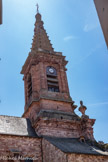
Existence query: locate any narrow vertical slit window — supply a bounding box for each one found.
[27,74,32,98]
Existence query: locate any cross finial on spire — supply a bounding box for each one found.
[36,3,39,13]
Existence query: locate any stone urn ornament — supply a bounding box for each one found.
[79,101,89,119]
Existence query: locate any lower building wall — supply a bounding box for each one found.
[68,154,108,162]
[0,135,42,162]
[42,138,108,162]
[42,138,67,162]
[0,135,108,162]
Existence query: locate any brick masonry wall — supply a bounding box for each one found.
[23,102,40,123]
[23,52,71,113]
[35,119,80,138]
[42,138,108,162]
[40,99,72,113]
[23,99,73,125]
[0,132,107,162]
[68,153,108,162]
[0,135,42,162]
[23,101,95,140]
[42,138,67,162]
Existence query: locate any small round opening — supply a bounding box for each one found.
[80,136,85,143]
[81,139,85,143]
[61,116,63,120]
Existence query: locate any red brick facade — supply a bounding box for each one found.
[0,135,42,162]
[22,52,71,113]
[32,114,95,140]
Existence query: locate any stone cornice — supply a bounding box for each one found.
[21,51,68,75]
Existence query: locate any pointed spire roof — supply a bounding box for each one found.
[31,4,54,52]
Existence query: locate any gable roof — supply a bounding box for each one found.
[44,137,108,156]
[0,115,38,137]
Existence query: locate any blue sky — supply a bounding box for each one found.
[0,0,108,143]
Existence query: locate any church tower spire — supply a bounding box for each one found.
[21,7,95,141]
[31,4,54,52]
[21,5,72,113]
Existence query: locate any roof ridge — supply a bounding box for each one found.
[0,115,25,119]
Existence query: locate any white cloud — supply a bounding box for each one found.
[83,1,99,32]
[63,35,78,41]
[83,23,98,32]
[71,42,104,69]
[87,102,108,107]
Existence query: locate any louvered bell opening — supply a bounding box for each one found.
[46,66,60,92]
[47,74,59,92]
[27,75,32,98]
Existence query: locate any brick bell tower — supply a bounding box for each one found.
[21,5,95,140]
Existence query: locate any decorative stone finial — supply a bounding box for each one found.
[80,100,83,106]
[79,100,87,116]
[36,3,39,13]
[71,101,77,113]
[35,4,42,22]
